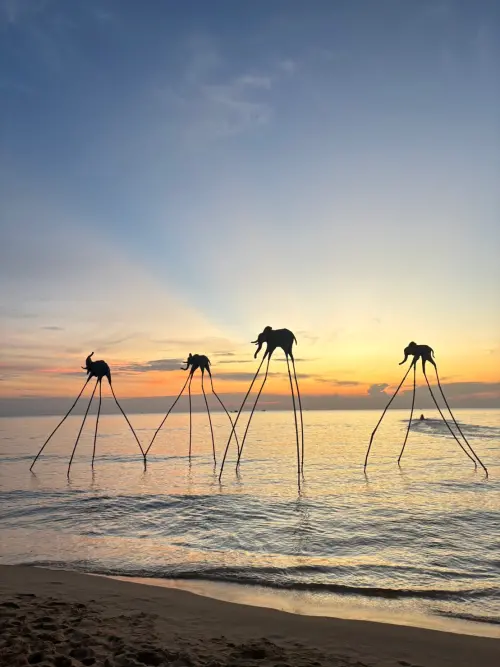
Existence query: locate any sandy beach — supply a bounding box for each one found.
[0,566,498,667]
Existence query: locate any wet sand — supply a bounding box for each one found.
[0,565,498,667]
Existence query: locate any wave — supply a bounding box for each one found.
[23,561,499,603]
[437,610,500,626]
[405,419,500,440]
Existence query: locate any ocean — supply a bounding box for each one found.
[0,408,499,636]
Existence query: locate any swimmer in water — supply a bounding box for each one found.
[419,414,425,421]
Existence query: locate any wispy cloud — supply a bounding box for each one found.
[218,359,254,365]
[235,74,272,89]
[158,34,296,145]
[150,336,239,354]
[434,381,500,399]
[118,358,185,374]
[194,77,273,140]
[217,371,282,382]
[367,383,390,396]
[296,331,320,345]
[218,371,313,382]
[316,378,362,387]
[277,59,296,75]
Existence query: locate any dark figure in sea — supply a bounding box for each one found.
[364,342,488,476]
[419,414,425,421]
[146,353,238,464]
[30,352,145,474]
[219,326,304,487]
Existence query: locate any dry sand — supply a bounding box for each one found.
[0,565,498,667]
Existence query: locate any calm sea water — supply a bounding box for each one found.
[0,408,499,633]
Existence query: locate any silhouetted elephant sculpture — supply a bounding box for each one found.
[30,353,145,474]
[219,326,304,487]
[364,342,488,475]
[145,353,238,464]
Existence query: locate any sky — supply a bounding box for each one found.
[1,0,499,414]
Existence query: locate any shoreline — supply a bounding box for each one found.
[5,561,498,638]
[1,565,498,667]
[108,573,500,639]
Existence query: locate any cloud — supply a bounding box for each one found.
[435,381,500,399]
[277,59,296,75]
[217,371,313,382]
[217,371,282,382]
[0,361,37,378]
[218,359,253,365]
[235,74,272,89]
[158,35,299,145]
[93,335,142,353]
[2,379,500,416]
[0,306,38,319]
[41,326,64,331]
[197,80,273,139]
[332,379,361,386]
[117,358,185,374]
[367,383,389,396]
[150,336,236,351]
[296,331,320,345]
[313,376,361,386]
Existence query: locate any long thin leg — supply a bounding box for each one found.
[30,377,91,470]
[218,357,265,481]
[209,374,240,455]
[236,357,271,469]
[145,375,190,457]
[188,374,193,460]
[398,362,416,464]
[434,366,488,477]
[291,357,304,474]
[91,380,102,468]
[201,372,216,464]
[287,357,301,488]
[364,363,413,468]
[434,367,488,475]
[109,382,145,460]
[68,380,98,475]
[423,369,477,467]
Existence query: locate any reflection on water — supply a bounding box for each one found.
[0,409,499,633]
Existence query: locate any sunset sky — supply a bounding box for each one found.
[1,1,499,414]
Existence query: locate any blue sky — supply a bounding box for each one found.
[1,0,499,408]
